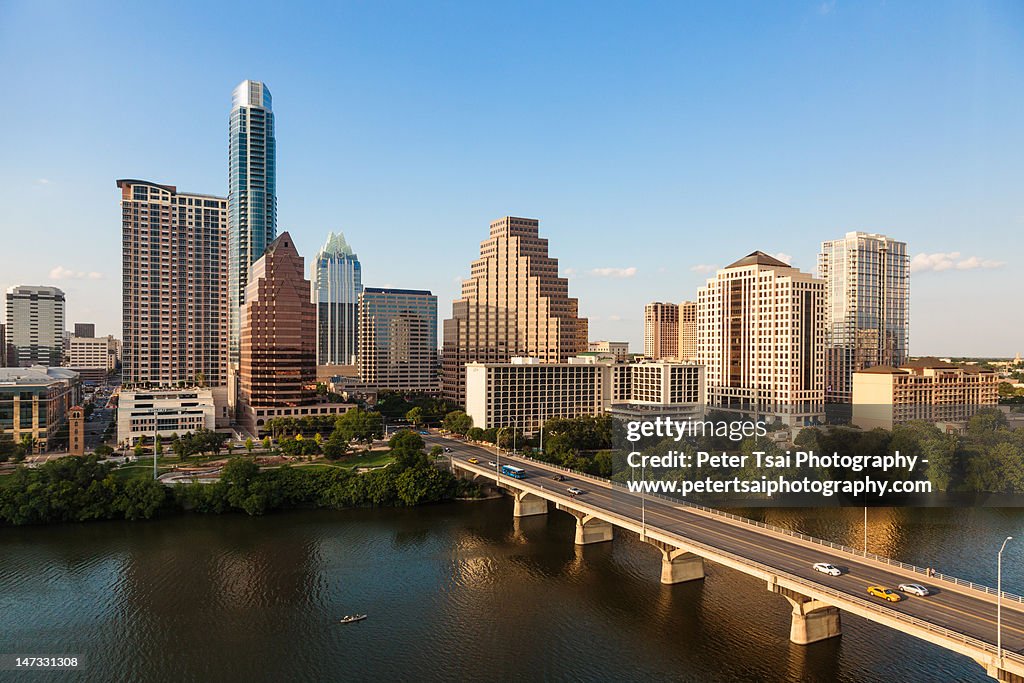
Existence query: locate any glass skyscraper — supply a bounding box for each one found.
[228,80,277,367]
[311,231,363,366]
[818,232,909,403]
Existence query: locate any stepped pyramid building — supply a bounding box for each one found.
[442,216,588,406]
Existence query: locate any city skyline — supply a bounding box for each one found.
[1,2,1022,356]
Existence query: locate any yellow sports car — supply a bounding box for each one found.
[866,585,902,602]
[467,458,479,464]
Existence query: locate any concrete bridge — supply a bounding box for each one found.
[431,435,1024,682]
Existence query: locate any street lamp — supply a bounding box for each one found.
[998,536,1013,667]
[863,505,868,555]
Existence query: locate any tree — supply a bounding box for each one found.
[245,437,254,455]
[406,406,424,427]
[443,410,473,436]
[467,427,484,441]
[335,408,384,449]
[133,440,145,459]
[154,435,163,459]
[322,433,351,461]
[262,436,272,450]
[94,444,114,457]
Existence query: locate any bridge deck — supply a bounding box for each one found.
[432,434,1024,680]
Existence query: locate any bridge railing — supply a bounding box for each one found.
[482,449,1024,606]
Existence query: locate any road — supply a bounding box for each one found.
[429,434,1024,667]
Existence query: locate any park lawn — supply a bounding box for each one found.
[342,449,396,469]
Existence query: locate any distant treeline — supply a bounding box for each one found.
[0,432,472,526]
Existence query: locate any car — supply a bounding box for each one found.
[488,461,497,467]
[419,430,429,435]
[567,487,584,495]
[553,474,566,482]
[866,585,902,602]
[812,562,842,576]
[467,458,479,464]
[898,583,930,597]
[443,447,452,453]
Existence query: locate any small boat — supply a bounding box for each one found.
[339,614,367,624]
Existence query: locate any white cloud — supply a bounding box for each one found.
[561,267,577,277]
[773,252,793,265]
[607,314,622,322]
[690,264,718,274]
[49,266,104,281]
[590,266,637,279]
[911,252,1006,273]
[35,178,51,186]
[817,0,836,15]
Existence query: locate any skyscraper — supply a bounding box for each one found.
[644,302,679,360]
[818,232,909,403]
[442,216,588,406]
[358,287,437,393]
[238,232,317,432]
[228,80,277,368]
[5,285,65,367]
[74,323,95,338]
[312,231,363,366]
[697,252,826,425]
[677,300,698,361]
[118,179,228,388]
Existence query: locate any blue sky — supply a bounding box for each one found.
[1,1,1021,356]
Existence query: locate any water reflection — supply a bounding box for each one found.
[1,503,1019,682]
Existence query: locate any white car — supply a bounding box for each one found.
[898,583,930,597]
[813,562,842,577]
[488,461,497,467]
[567,487,584,496]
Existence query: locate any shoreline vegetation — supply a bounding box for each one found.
[0,431,483,526]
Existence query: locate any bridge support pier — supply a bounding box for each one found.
[513,492,548,518]
[770,582,841,645]
[555,504,614,544]
[643,537,704,583]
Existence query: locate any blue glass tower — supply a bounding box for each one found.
[228,80,277,366]
[311,231,363,366]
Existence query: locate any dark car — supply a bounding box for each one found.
[553,474,566,482]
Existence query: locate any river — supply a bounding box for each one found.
[1,501,1021,682]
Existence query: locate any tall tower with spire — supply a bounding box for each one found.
[311,231,363,366]
[228,80,277,369]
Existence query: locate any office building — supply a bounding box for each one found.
[67,335,118,383]
[443,216,588,406]
[0,366,81,452]
[0,323,6,367]
[228,80,277,368]
[465,356,703,434]
[677,300,698,361]
[697,252,826,426]
[5,285,65,367]
[588,340,630,362]
[358,287,438,394]
[644,302,679,360]
[116,388,218,446]
[818,231,909,403]
[74,323,95,338]
[118,179,228,388]
[852,359,999,430]
[312,231,363,366]
[238,233,352,434]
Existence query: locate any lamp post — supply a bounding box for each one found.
[863,505,868,555]
[998,536,1013,667]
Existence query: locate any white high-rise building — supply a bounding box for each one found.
[5,285,65,367]
[697,252,826,425]
[312,231,363,366]
[818,231,909,403]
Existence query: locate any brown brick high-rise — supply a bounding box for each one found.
[239,232,317,432]
[442,216,588,406]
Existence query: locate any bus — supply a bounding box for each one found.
[500,465,526,479]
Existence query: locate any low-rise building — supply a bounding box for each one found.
[465,356,704,433]
[588,341,630,362]
[852,358,1000,430]
[117,388,218,446]
[0,366,81,452]
[67,335,118,383]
